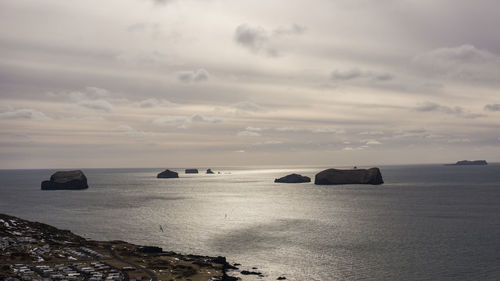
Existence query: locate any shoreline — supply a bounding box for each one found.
[0,213,239,281]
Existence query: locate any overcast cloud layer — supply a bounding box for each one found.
[1,0,499,168]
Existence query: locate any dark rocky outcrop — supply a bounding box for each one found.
[314,168,383,185]
[137,246,163,253]
[446,160,488,166]
[157,169,179,178]
[206,169,214,174]
[274,173,311,183]
[185,169,199,174]
[241,270,263,276]
[41,170,88,190]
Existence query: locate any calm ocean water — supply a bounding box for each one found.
[1,164,500,280]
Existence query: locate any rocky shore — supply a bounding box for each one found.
[0,213,239,281]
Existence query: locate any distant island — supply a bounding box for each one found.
[157,169,179,178]
[41,170,88,190]
[445,160,488,166]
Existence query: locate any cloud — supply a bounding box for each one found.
[78,99,114,112]
[273,24,306,36]
[364,139,382,145]
[234,23,305,56]
[232,101,267,113]
[152,116,186,126]
[374,73,394,81]
[343,145,369,151]
[127,22,163,39]
[114,125,148,138]
[275,127,344,134]
[152,114,220,127]
[415,102,484,119]
[331,69,362,81]
[137,98,175,108]
[237,130,261,137]
[256,140,283,145]
[275,127,301,132]
[311,128,345,134]
[177,69,209,83]
[413,45,500,82]
[49,87,115,113]
[66,87,109,101]
[484,104,500,112]
[150,0,174,5]
[415,44,494,65]
[0,108,51,121]
[447,138,471,143]
[359,131,384,135]
[245,126,262,131]
[0,105,13,113]
[235,24,273,55]
[189,114,220,123]
[330,68,394,82]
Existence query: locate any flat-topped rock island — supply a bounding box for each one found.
[41,170,89,190]
[314,168,384,185]
[445,160,488,166]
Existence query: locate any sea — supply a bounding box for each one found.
[1,164,500,281]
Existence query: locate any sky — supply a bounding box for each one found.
[1,0,499,169]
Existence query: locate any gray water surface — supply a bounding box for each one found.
[1,164,500,280]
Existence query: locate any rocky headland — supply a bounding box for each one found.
[0,213,238,281]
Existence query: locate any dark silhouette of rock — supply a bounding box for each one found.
[314,168,383,185]
[446,160,488,166]
[137,246,163,253]
[157,169,179,178]
[185,169,199,174]
[274,173,311,183]
[206,169,214,174]
[41,170,88,190]
[277,277,287,280]
[241,270,263,276]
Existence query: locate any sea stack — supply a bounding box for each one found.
[157,169,179,178]
[206,169,214,174]
[185,169,199,174]
[274,174,311,183]
[41,170,89,190]
[314,168,383,185]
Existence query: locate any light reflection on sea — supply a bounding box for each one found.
[1,164,500,280]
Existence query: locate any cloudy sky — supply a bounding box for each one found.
[1,0,499,169]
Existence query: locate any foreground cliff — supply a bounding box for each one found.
[315,168,384,185]
[0,213,238,281]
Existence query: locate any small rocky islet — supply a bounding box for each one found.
[41,167,385,188]
[274,173,311,183]
[157,169,179,178]
[314,167,384,185]
[275,168,384,185]
[41,170,88,190]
